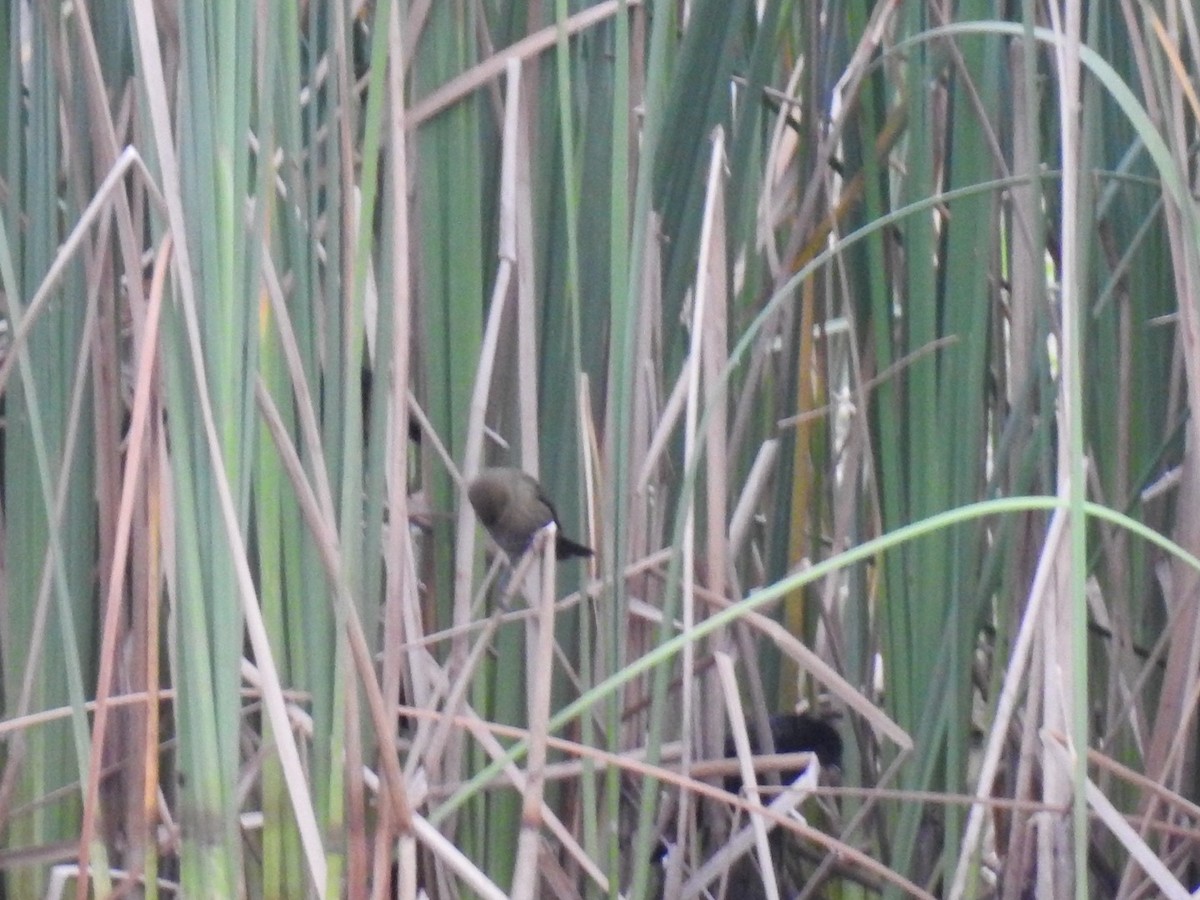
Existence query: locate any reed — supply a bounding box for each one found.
[2,2,1199,898]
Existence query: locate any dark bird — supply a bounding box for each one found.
[724,713,842,793]
[467,467,593,561]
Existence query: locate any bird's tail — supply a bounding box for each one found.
[555,534,594,559]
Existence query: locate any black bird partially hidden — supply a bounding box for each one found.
[724,713,842,793]
[467,467,593,561]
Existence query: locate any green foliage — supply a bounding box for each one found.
[3,2,1200,898]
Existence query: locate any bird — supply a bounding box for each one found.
[723,713,842,793]
[467,467,593,561]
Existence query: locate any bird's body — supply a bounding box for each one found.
[724,713,842,793]
[467,467,593,560]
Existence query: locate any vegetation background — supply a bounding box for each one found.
[1,1,1199,898]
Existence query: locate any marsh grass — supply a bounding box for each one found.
[2,2,1200,898]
